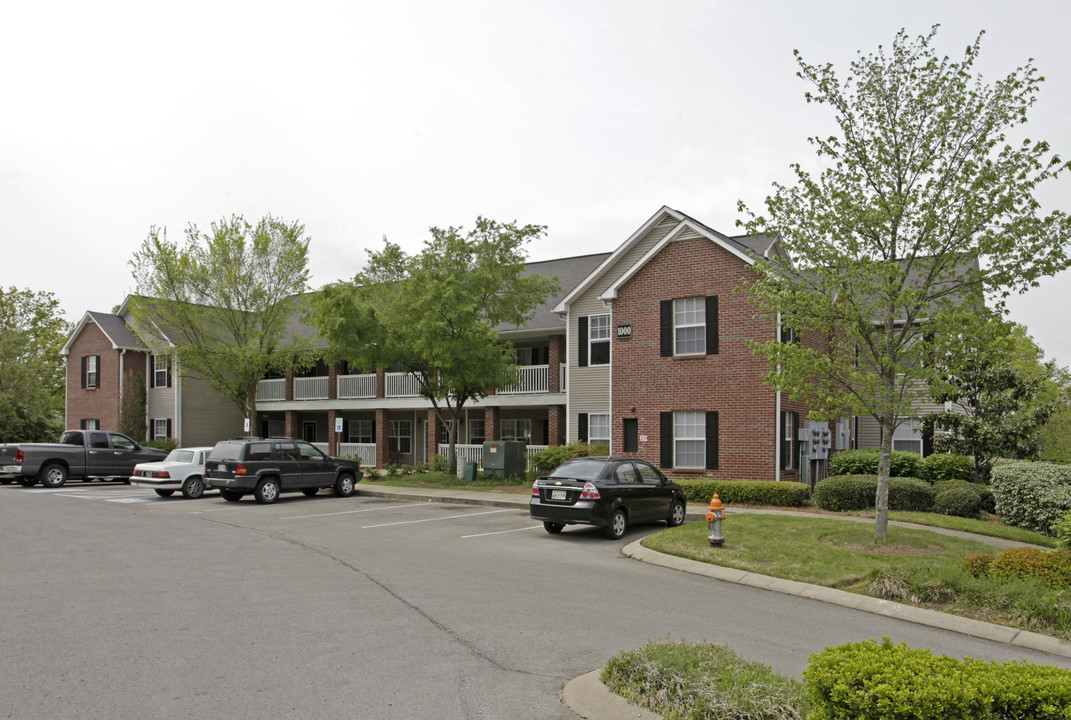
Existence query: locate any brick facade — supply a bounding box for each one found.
[65,321,148,432]
[608,236,810,481]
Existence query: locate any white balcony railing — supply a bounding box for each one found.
[447,443,549,470]
[339,442,376,468]
[499,365,548,394]
[256,378,286,401]
[386,371,421,398]
[338,373,376,399]
[295,376,329,400]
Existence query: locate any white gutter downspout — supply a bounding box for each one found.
[774,312,782,482]
[174,355,181,444]
[119,349,126,427]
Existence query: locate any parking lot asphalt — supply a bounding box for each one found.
[354,482,1071,720]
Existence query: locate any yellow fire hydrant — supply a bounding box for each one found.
[705,494,727,546]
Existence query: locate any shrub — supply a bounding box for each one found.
[933,480,995,514]
[804,637,1071,720]
[991,460,1071,536]
[933,486,982,518]
[958,552,995,578]
[828,449,922,479]
[145,438,179,452]
[988,547,1071,586]
[813,475,934,512]
[430,454,449,473]
[1055,510,1071,551]
[528,441,608,476]
[921,453,974,483]
[677,478,811,507]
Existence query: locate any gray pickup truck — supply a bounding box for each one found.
[0,430,168,488]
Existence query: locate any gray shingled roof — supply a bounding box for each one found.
[503,252,612,333]
[86,311,145,350]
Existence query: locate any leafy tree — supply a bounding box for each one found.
[926,314,1060,482]
[128,214,313,422]
[739,27,1071,537]
[0,287,71,442]
[308,217,560,473]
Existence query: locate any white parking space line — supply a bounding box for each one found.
[362,508,513,529]
[108,497,159,503]
[461,525,544,539]
[281,503,428,520]
[27,488,90,493]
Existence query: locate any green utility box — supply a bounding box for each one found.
[481,440,527,479]
[463,461,478,483]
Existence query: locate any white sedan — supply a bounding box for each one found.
[130,447,213,498]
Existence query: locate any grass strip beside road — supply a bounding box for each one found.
[644,516,1071,640]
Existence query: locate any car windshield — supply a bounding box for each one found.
[547,458,607,480]
[208,442,245,462]
[166,449,195,463]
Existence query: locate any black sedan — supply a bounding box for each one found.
[529,456,687,539]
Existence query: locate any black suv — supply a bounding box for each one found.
[204,438,363,504]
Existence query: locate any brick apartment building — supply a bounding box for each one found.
[62,206,892,480]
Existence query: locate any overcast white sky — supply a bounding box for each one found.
[3,1,1069,364]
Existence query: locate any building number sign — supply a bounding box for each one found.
[616,323,633,340]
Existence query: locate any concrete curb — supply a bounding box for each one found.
[561,671,661,720]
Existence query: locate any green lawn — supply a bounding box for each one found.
[644,515,1071,640]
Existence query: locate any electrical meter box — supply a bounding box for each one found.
[481,440,527,479]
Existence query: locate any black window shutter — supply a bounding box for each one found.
[577,413,588,442]
[81,356,87,389]
[792,412,800,467]
[922,419,934,457]
[705,411,719,470]
[94,355,101,387]
[659,412,673,468]
[578,317,588,367]
[165,419,172,439]
[660,300,673,357]
[149,356,156,388]
[80,418,86,429]
[705,296,719,355]
[166,357,172,388]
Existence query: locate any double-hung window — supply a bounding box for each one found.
[468,419,486,444]
[152,418,171,440]
[82,355,100,389]
[674,298,706,355]
[151,355,171,388]
[588,413,610,445]
[578,314,610,366]
[389,420,412,454]
[348,420,373,444]
[659,410,719,470]
[893,418,923,455]
[501,419,532,443]
[661,297,718,357]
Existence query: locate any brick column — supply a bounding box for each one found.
[484,406,501,441]
[328,409,338,456]
[375,408,390,469]
[426,409,440,460]
[548,405,565,446]
[548,335,565,393]
[328,363,339,400]
[285,371,294,401]
[376,368,386,398]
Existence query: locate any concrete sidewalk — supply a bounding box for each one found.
[353,482,1071,719]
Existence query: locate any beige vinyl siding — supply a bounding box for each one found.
[145,375,176,434]
[179,374,244,446]
[566,216,681,442]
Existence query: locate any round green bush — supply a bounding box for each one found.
[814,475,935,512]
[921,453,974,483]
[677,478,811,507]
[933,486,982,518]
[933,480,995,514]
[828,448,923,479]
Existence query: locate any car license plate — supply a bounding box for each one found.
[551,489,567,500]
[2,465,20,473]
[217,463,227,471]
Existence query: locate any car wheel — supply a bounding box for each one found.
[604,508,628,540]
[302,488,319,497]
[667,500,686,527]
[543,521,564,534]
[38,463,68,488]
[182,476,205,499]
[154,489,175,497]
[0,477,12,485]
[220,489,243,502]
[333,473,356,498]
[16,476,37,487]
[254,478,280,504]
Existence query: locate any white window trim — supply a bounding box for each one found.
[588,413,610,444]
[389,420,413,454]
[674,411,705,469]
[153,355,169,388]
[348,420,373,444]
[588,314,611,366]
[501,418,532,443]
[674,297,706,356]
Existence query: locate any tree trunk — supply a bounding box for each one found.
[875,414,895,539]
